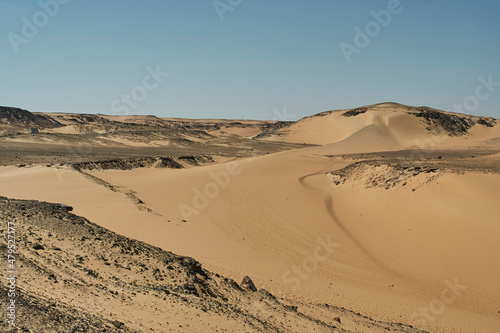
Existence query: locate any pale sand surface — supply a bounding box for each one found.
[1,144,499,332]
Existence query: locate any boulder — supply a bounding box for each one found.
[240,276,257,292]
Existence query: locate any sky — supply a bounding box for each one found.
[0,0,499,120]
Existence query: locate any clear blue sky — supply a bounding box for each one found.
[1,0,499,120]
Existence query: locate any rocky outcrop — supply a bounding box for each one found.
[240,276,257,292]
[342,108,368,117]
[409,107,497,136]
[72,155,214,171]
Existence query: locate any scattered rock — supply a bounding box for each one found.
[180,256,207,278]
[258,288,276,300]
[342,108,368,117]
[410,108,475,136]
[32,244,45,250]
[183,283,197,293]
[333,317,341,324]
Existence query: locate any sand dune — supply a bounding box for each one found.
[1,103,499,332]
[263,103,500,150]
[5,196,425,332]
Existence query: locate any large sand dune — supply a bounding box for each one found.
[262,103,500,149]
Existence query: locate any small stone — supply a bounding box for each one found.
[111,320,125,329]
[33,244,45,250]
[58,204,73,212]
[333,317,341,324]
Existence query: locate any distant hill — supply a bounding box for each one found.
[0,106,62,129]
[1,103,498,151]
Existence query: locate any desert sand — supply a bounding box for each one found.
[1,103,499,332]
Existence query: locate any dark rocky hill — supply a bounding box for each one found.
[0,106,62,129]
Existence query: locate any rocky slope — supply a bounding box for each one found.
[0,197,426,332]
[0,107,62,135]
